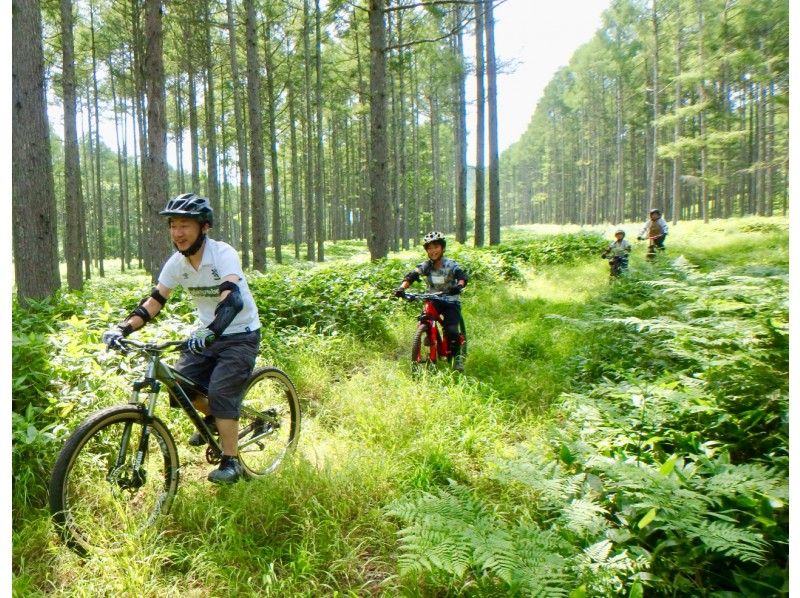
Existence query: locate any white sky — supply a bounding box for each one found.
[467,0,611,160]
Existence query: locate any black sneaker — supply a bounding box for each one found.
[208,455,244,484]
[189,416,217,446]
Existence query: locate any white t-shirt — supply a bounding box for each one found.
[158,238,261,335]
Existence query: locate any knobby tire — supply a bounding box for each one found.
[236,367,301,478]
[49,405,179,555]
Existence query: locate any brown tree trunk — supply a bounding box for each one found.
[485,0,500,244]
[13,0,61,302]
[204,0,222,238]
[60,0,84,289]
[225,0,251,267]
[367,0,390,259]
[314,0,325,260]
[264,14,282,263]
[245,0,267,271]
[142,0,171,278]
[453,6,467,244]
[474,0,485,246]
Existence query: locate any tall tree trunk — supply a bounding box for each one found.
[245,0,267,271]
[648,0,660,212]
[287,44,302,259]
[429,89,441,229]
[696,0,709,223]
[264,14,282,263]
[225,0,251,267]
[13,0,61,302]
[89,1,105,276]
[473,0,485,246]
[397,11,409,249]
[671,8,682,227]
[453,6,467,244]
[303,0,316,260]
[314,0,325,260]
[60,0,84,289]
[367,0,390,259]
[204,0,222,238]
[185,10,201,192]
[110,65,127,272]
[485,0,500,244]
[142,0,171,278]
[174,74,185,192]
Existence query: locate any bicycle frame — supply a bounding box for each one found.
[418,300,449,362]
[120,340,223,472]
[401,292,466,364]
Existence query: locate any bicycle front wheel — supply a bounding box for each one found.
[411,324,437,365]
[237,367,301,478]
[49,405,179,554]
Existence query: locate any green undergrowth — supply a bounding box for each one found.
[12,219,788,596]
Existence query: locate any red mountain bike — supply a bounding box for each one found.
[398,291,466,370]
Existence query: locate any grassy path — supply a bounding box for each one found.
[13,218,788,596]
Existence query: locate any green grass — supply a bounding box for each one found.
[12,217,788,596]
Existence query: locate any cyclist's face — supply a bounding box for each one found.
[425,242,444,261]
[650,212,660,220]
[169,217,203,251]
[615,233,624,240]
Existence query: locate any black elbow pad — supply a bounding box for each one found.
[208,285,244,337]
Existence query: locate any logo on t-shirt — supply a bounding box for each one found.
[211,268,221,280]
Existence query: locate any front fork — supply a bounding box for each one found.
[109,379,160,490]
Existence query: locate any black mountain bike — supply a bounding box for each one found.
[49,337,301,554]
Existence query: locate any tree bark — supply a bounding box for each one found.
[485,0,500,244]
[60,0,84,289]
[89,1,105,276]
[303,0,316,260]
[204,0,222,238]
[314,0,325,260]
[452,5,467,244]
[142,0,171,278]
[473,0,485,246]
[245,0,267,271]
[225,0,251,267]
[367,0,390,259]
[13,0,61,302]
[264,14,282,263]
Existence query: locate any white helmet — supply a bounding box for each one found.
[422,231,446,248]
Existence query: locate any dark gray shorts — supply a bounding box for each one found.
[175,330,260,419]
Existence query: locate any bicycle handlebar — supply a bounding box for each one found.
[115,338,188,353]
[397,291,447,301]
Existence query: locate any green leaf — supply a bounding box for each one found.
[659,454,679,476]
[559,443,575,465]
[629,581,644,598]
[637,508,657,529]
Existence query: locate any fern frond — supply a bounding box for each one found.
[559,498,609,537]
[701,463,788,505]
[687,520,769,564]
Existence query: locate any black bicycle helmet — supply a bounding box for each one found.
[422,231,446,248]
[160,193,213,227]
[649,208,662,216]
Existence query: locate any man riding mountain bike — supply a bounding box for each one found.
[102,192,261,484]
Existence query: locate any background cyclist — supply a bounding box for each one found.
[602,228,632,274]
[637,208,669,258]
[102,192,261,484]
[394,231,468,372]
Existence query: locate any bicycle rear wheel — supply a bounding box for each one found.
[49,405,179,554]
[237,367,301,478]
